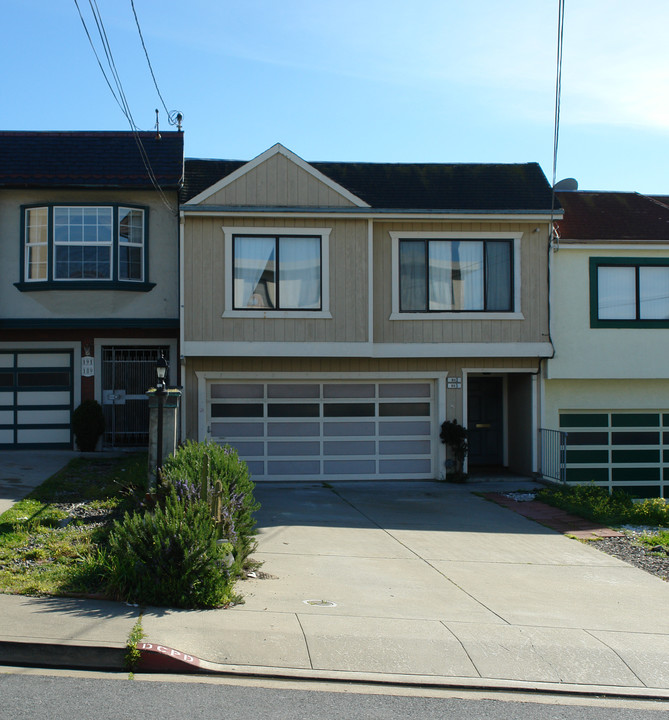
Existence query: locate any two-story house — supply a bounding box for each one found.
[543,191,669,497]
[0,131,183,449]
[179,143,558,481]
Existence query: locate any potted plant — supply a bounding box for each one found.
[439,419,469,482]
[72,399,105,451]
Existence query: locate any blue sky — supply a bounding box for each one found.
[3,0,668,193]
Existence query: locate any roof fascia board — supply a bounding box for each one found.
[557,242,669,249]
[181,208,560,221]
[184,143,370,208]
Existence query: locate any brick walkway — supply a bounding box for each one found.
[484,493,623,539]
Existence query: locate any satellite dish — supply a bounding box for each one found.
[553,178,578,191]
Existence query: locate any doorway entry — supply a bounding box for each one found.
[467,376,504,467]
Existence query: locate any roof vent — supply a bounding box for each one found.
[554,177,578,191]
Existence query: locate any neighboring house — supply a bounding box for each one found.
[543,191,669,497]
[0,131,183,449]
[179,143,558,481]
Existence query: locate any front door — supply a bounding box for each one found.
[102,346,169,447]
[467,376,504,466]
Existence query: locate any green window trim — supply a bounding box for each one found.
[590,257,669,328]
[18,203,151,290]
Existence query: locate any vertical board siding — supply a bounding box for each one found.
[183,216,368,343]
[202,154,357,208]
[373,221,550,345]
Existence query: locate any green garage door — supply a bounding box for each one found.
[0,351,74,448]
[560,411,669,498]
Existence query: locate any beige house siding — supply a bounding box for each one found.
[0,189,179,321]
[196,153,358,208]
[373,220,550,344]
[183,215,368,343]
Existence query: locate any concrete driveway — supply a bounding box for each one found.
[140,478,669,692]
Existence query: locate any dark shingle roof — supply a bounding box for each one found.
[182,157,556,212]
[0,131,184,189]
[556,191,669,241]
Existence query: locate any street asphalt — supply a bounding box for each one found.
[1,451,668,699]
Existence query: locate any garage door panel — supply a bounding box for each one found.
[268,441,320,456]
[325,459,376,474]
[269,460,320,475]
[379,421,431,436]
[18,353,71,368]
[268,421,320,437]
[18,391,71,406]
[208,380,434,480]
[18,428,71,444]
[323,421,375,437]
[324,440,377,456]
[212,422,264,437]
[18,409,71,425]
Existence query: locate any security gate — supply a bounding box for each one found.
[102,346,169,447]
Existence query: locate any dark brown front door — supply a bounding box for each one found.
[467,377,503,466]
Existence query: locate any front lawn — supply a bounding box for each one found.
[0,454,145,597]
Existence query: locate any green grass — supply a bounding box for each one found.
[537,483,669,528]
[0,454,147,597]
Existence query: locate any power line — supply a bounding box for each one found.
[72,0,178,214]
[130,0,180,127]
[550,0,566,249]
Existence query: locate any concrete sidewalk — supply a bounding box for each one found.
[2,478,669,698]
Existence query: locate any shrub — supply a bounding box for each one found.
[160,440,259,564]
[106,484,232,608]
[72,400,105,451]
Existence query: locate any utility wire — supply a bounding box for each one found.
[550,0,566,249]
[72,0,178,213]
[130,0,180,127]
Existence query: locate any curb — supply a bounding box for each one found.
[3,639,669,701]
[0,640,125,672]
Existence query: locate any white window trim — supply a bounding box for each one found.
[389,231,523,320]
[222,226,332,319]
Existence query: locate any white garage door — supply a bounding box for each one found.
[0,351,74,448]
[207,381,435,480]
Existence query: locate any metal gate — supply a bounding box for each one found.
[102,346,169,447]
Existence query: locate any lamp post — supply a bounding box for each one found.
[155,353,168,481]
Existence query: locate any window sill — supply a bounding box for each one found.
[222,309,333,319]
[389,311,524,321]
[14,280,156,293]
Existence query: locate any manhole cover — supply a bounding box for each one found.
[303,599,337,607]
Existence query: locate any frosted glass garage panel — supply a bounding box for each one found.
[0,411,13,424]
[230,442,264,456]
[18,391,71,406]
[268,441,320,456]
[211,384,263,399]
[211,422,264,437]
[379,421,431,436]
[268,460,320,475]
[379,440,431,455]
[268,384,319,398]
[324,441,376,456]
[0,430,13,443]
[323,384,375,398]
[325,460,376,474]
[17,409,70,425]
[0,393,13,405]
[18,428,70,443]
[17,353,71,367]
[323,421,375,436]
[246,461,265,476]
[380,459,431,474]
[0,356,13,368]
[268,422,320,437]
[379,383,431,398]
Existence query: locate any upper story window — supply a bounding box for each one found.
[233,234,321,310]
[19,204,152,291]
[591,257,669,327]
[223,227,332,318]
[389,232,521,319]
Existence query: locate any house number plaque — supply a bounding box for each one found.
[447,377,462,389]
[81,356,95,378]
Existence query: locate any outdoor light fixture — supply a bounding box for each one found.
[156,353,168,393]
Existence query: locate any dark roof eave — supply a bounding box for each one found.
[180,204,561,216]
